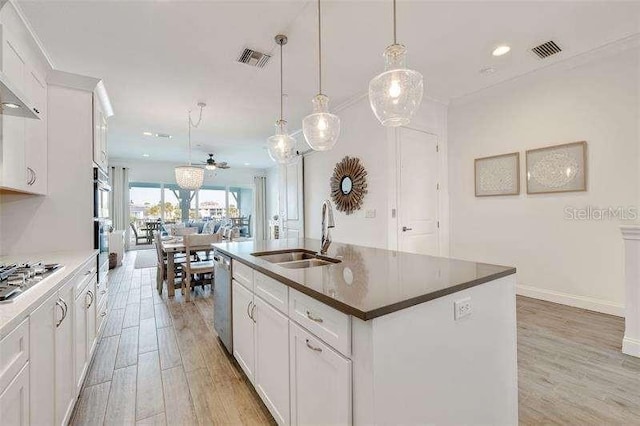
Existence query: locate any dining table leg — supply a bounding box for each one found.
[167,251,175,297]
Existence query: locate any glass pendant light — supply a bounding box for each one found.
[175,103,205,190]
[267,34,298,165]
[303,0,340,151]
[369,0,423,127]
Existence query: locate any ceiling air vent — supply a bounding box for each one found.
[237,48,271,68]
[531,40,562,59]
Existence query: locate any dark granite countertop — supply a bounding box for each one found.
[213,238,516,321]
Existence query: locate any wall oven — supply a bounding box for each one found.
[94,168,111,285]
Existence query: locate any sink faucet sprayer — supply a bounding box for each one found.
[321,200,335,255]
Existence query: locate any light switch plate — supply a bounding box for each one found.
[365,209,376,218]
[454,297,472,320]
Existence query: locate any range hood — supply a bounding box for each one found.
[0,69,40,120]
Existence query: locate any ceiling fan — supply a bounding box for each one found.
[200,154,230,171]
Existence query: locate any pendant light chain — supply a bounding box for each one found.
[187,105,204,165]
[279,41,284,122]
[318,0,322,95]
[393,0,397,45]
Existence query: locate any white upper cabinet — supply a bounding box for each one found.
[93,94,108,172]
[0,21,48,195]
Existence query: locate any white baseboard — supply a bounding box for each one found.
[516,284,624,317]
[623,336,640,357]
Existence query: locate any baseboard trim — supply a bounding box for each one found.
[623,336,640,357]
[516,284,624,317]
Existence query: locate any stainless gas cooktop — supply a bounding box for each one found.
[0,262,62,303]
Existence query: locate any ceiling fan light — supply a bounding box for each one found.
[369,44,423,127]
[205,163,217,171]
[267,120,298,165]
[303,94,340,151]
[175,165,204,190]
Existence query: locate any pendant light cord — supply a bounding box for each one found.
[393,0,397,45]
[318,0,322,95]
[280,41,284,121]
[187,104,204,165]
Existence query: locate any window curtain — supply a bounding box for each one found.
[253,176,267,241]
[110,166,130,249]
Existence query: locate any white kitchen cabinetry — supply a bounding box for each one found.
[289,322,351,426]
[93,94,108,172]
[232,273,290,426]
[254,296,290,425]
[0,363,29,426]
[74,273,98,393]
[0,24,47,195]
[232,279,256,382]
[29,278,75,425]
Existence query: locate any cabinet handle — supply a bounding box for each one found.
[101,290,106,295]
[26,167,34,185]
[86,290,94,309]
[305,339,323,353]
[55,299,65,327]
[100,311,107,317]
[306,310,324,323]
[402,226,413,232]
[84,270,92,276]
[31,169,36,185]
[247,301,253,320]
[250,303,256,323]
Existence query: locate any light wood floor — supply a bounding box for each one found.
[71,252,640,425]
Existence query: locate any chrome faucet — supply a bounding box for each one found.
[320,200,335,255]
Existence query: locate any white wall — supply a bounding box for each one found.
[265,165,279,222]
[448,46,640,315]
[109,158,265,188]
[304,95,447,249]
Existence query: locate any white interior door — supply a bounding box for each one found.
[279,159,304,239]
[397,128,440,256]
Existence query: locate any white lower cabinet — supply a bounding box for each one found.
[232,279,256,382]
[74,275,98,393]
[289,322,351,426]
[230,262,353,426]
[0,363,29,426]
[29,278,75,425]
[254,296,290,425]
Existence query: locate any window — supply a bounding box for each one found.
[129,184,162,222]
[198,187,227,220]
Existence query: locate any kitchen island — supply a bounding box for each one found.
[214,238,518,425]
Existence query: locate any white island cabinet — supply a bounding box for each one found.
[219,237,518,426]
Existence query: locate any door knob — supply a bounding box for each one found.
[402,226,413,232]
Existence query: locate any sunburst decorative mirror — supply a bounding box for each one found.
[330,156,368,215]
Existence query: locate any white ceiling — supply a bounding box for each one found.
[19,0,640,169]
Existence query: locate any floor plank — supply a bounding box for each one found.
[136,351,165,420]
[156,326,182,370]
[85,335,120,386]
[104,365,137,425]
[138,317,158,354]
[161,366,198,425]
[71,381,111,426]
[136,413,167,426]
[122,303,141,329]
[115,326,139,369]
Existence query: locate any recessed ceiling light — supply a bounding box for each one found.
[480,66,496,75]
[143,131,153,136]
[244,163,251,166]
[492,45,511,57]
[155,133,172,139]
[142,154,150,157]
[2,102,21,109]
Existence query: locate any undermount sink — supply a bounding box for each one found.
[251,249,341,269]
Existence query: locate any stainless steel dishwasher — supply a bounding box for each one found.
[213,251,233,353]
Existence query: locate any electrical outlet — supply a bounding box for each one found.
[454,297,472,320]
[365,209,376,218]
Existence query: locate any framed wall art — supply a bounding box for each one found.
[474,152,520,197]
[526,141,587,194]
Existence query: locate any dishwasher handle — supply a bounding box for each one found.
[216,256,231,271]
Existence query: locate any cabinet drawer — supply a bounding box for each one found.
[255,272,288,314]
[232,260,254,291]
[0,318,29,395]
[289,289,351,357]
[97,294,108,336]
[96,279,108,307]
[74,259,97,294]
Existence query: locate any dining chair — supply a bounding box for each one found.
[173,227,198,237]
[130,223,148,245]
[182,233,217,302]
[154,232,190,295]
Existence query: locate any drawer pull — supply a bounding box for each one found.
[306,310,323,323]
[100,290,106,295]
[86,290,94,309]
[84,270,92,276]
[305,339,322,353]
[100,311,107,317]
[55,298,67,327]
